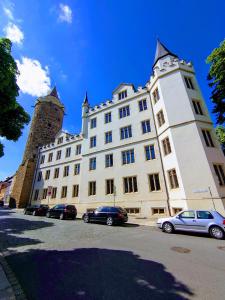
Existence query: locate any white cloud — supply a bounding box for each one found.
[3,7,14,20]
[16,57,51,97]
[0,137,5,141]
[58,4,72,23]
[3,23,24,45]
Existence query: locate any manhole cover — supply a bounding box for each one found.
[217,246,225,251]
[171,246,191,253]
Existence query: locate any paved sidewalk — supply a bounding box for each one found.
[0,254,15,300]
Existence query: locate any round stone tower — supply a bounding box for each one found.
[11,87,64,208]
[23,87,64,162]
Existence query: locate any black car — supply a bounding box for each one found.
[46,204,77,220]
[24,204,49,216]
[83,206,128,226]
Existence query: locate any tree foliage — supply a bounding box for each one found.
[0,38,30,157]
[206,39,225,125]
[215,125,225,152]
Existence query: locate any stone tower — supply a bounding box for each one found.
[11,87,64,208]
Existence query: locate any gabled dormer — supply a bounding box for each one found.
[112,83,136,101]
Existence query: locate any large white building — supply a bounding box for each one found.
[30,40,225,217]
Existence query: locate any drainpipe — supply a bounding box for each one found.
[147,87,172,216]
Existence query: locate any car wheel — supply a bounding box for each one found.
[32,211,36,216]
[106,217,113,226]
[209,226,224,240]
[162,222,174,233]
[59,213,64,220]
[46,212,50,218]
[83,215,89,223]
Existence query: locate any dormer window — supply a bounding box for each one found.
[57,137,63,144]
[118,90,127,100]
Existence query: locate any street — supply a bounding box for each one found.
[0,209,225,300]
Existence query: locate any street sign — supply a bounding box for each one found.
[47,186,52,195]
[193,188,209,193]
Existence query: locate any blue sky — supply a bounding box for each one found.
[0,0,224,180]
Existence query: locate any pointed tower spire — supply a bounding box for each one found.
[153,39,178,68]
[83,91,89,106]
[49,86,59,99]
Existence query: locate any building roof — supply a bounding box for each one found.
[153,39,178,68]
[37,86,64,110]
[83,91,89,105]
[112,83,136,94]
[48,86,59,99]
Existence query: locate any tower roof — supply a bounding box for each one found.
[83,91,89,105]
[153,39,178,68]
[48,86,59,99]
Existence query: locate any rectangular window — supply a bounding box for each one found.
[105,131,112,144]
[89,157,96,170]
[157,110,165,127]
[63,165,69,177]
[192,100,203,115]
[162,137,172,156]
[72,185,79,197]
[145,145,155,160]
[90,136,97,148]
[56,150,61,160]
[141,120,151,134]
[139,99,147,111]
[37,171,42,181]
[124,176,138,193]
[213,164,225,186]
[119,105,130,118]
[34,190,39,201]
[105,112,112,123]
[45,170,50,180]
[61,186,67,198]
[184,77,195,89]
[40,155,45,164]
[89,181,96,196]
[65,147,71,158]
[202,129,214,147]
[42,188,48,199]
[52,187,57,199]
[152,87,160,104]
[74,163,80,175]
[126,207,140,214]
[105,154,113,168]
[168,169,179,189]
[118,90,127,100]
[48,153,53,162]
[57,137,63,144]
[149,174,161,191]
[76,144,82,155]
[90,118,97,129]
[106,179,114,195]
[152,208,165,215]
[120,125,132,140]
[122,149,135,165]
[54,168,59,178]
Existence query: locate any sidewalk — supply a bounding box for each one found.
[0,253,15,300]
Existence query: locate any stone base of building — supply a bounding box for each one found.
[11,159,36,208]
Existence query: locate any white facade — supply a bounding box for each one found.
[30,42,225,217]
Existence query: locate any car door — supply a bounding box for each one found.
[174,210,196,231]
[92,207,105,222]
[51,205,59,217]
[196,211,214,232]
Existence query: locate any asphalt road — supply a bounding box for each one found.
[0,208,225,300]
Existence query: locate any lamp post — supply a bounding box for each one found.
[113,185,116,207]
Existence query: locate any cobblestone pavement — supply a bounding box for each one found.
[0,209,225,300]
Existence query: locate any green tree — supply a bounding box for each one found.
[206,39,225,125]
[215,125,225,152]
[0,38,30,157]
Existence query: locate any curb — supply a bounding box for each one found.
[0,251,27,300]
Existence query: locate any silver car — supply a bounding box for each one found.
[157,210,225,239]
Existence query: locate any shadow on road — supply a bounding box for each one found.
[7,248,194,300]
[0,213,54,250]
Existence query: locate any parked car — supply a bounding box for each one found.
[46,204,77,220]
[24,204,49,216]
[83,206,128,226]
[157,210,225,239]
